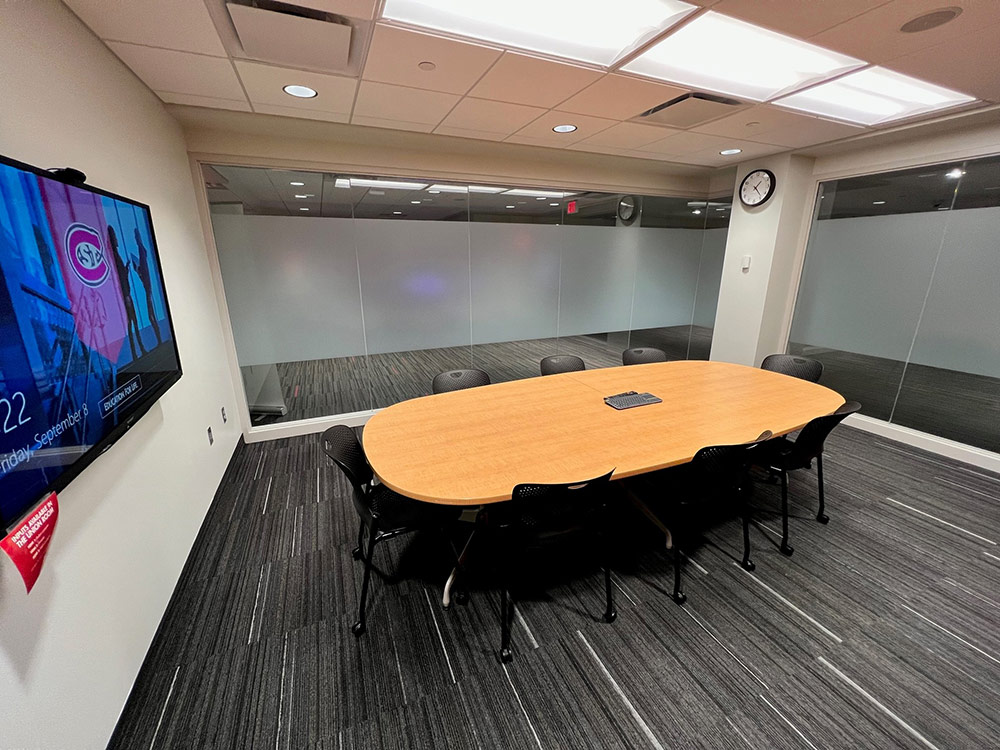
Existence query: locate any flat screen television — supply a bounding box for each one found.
[0,154,182,530]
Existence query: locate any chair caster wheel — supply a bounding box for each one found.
[672,591,687,605]
[351,621,366,637]
[780,543,794,557]
[741,560,756,572]
[499,648,513,663]
[604,608,617,623]
[817,513,829,524]
[455,590,469,605]
[352,546,362,560]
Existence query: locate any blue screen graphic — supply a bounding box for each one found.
[0,158,181,527]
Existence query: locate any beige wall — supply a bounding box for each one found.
[0,2,240,748]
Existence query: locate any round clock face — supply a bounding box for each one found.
[618,195,637,224]
[740,169,776,207]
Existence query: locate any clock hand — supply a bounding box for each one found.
[753,184,761,196]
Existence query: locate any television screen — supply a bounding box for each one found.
[0,154,181,530]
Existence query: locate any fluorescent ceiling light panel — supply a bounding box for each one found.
[774,67,975,125]
[468,185,506,194]
[334,178,351,188]
[350,178,429,190]
[624,12,864,101]
[427,184,469,193]
[504,189,568,198]
[381,0,697,66]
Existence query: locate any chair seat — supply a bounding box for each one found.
[756,437,811,471]
[370,483,461,529]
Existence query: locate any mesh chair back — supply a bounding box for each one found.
[540,355,585,376]
[760,353,824,382]
[689,431,773,491]
[789,401,860,463]
[622,347,667,366]
[321,425,373,493]
[432,368,491,394]
[511,470,615,527]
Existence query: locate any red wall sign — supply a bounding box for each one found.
[1,493,59,593]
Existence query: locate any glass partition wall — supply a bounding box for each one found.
[789,154,1000,453]
[205,165,730,425]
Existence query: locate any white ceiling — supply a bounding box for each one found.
[63,0,1000,168]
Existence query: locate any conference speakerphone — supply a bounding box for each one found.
[604,391,662,410]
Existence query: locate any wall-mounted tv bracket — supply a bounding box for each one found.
[46,167,87,186]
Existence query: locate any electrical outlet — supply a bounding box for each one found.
[207,426,214,446]
[221,406,227,423]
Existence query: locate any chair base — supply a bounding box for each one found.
[604,608,617,623]
[741,559,756,572]
[672,591,687,605]
[352,546,363,560]
[780,543,794,557]
[817,512,829,524]
[499,647,513,664]
[352,621,366,637]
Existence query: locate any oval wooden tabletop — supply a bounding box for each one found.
[362,360,845,505]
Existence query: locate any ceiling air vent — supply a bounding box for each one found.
[634,92,743,129]
[227,0,352,71]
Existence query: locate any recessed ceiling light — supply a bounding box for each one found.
[410,200,421,204]
[299,207,310,211]
[552,124,577,133]
[290,181,305,186]
[714,207,726,211]
[393,211,403,215]
[417,61,437,71]
[294,194,314,199]
[692,209,702,214]
[505,205,515,209]
[428,189,441,194]
[549,202,560,206]
[719,148,743,156]
[872,200,886,205]
[283,84,318,99]
[775,67,974,125]
[535,197,547,201]
[623,12,863,102]
[946,168,965,178]
[381,0,697,66]
[334,178,351,189]
[351,178,429,190]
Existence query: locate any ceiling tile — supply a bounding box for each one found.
[157,91,251,112]
[432,126,508,141]
[682,140,787,167]
[350,115,437,133]
[252,105,351,123]
[813,0,1000,64]
[710,0,892,38]
[885,22,1000,102]
[507,111,617,146]
[574,122,677,150]
[362,24,502,94]
[353,81,460,127]
[291,0,379,20]
[634,130,738,156]
[437,98,545,137]
[559,75,689,121]
[235,61,357,115]
[467,52,602,108]
[693,105,864,147]
[63,0,226,55]
[565,142,635,157]
[107,43,244,99]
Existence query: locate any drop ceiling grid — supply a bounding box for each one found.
[59,0,1000,165]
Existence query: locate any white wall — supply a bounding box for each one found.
[0,3,240,748]
[211,213,716,365]
[789,207,1000,378]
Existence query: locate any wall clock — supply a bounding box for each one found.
[739,169,776,207]
[617,195,638,224]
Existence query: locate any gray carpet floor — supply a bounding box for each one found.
[253,326,713,424]
[108,425,1000,749]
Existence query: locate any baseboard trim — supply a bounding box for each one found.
[846,414,1000,475]
[244,410,375,443]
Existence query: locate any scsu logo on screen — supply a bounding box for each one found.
[64,222,109,287]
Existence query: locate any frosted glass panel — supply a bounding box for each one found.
[557,225,638,337]
[630,229,702,330]
[693,227,727,328]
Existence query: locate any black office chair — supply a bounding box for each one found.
[489,470,617,663]
[639,431,772,604]
[622,347,667,365]
[760,353,824,383]
[432,368,491,394]
[321,425,460,637]
[756,402,860,555]
[540,354,585,376]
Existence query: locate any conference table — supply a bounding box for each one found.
[363,360,845,504]
[363,359,845,607]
